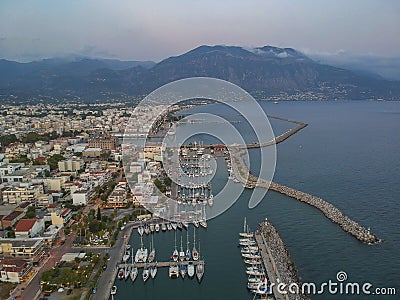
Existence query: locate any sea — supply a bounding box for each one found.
[113,101,400,299]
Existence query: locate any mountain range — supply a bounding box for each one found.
[0,45,399,102]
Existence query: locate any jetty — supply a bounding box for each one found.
[118,260,204,269]
[231,148,380,244]
[237,115,308,149]
[256,220,310,300]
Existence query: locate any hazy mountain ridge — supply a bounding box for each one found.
[0,45,399,102]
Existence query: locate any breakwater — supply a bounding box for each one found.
[257,220,311,300]
[231,148,380,244]
[237,115,308,149]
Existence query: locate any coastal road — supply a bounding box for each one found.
[21,232,76,300]
[91,224,134,300]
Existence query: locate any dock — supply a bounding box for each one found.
[255,221,310,300]
[254,232,288,300]
[118,260,204,269]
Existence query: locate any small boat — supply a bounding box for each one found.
[192,228,199,261]
[179,235,185,262]
[124,264,131,280]
[168,265,179,278]
[177,222,183,230]
[196,261,204,282]
[122,248,130,263]
[144,225,150,235]
[117,268,124,280]
[208,194,213,206]
[155,223,160,232]
[172,232,179,262]
[239,218,254,238]
[111,285,117,295]
[167,223,172,231]
[187,261,195,278]
[150,263,157,279]
[182,221,189,230]
[171,222,178,231]
[130,266,138,282]
[148,234,156,263]
[161,222,167,232]
[142,266,150,282]
[138,226,144,236]
[135,235,148,263]
[199,206,207,228]
[150,224,155,232]
[179,264,187,278]
[192,220,199,228]
[185,230,191,260]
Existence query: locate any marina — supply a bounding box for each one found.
[237,217,310,300]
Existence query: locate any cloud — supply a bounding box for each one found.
[307,51,400,80]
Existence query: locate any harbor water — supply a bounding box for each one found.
[113,101,400,299]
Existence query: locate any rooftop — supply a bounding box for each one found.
[15,219,37,232]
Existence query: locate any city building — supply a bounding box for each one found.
[88,136,117,151]
[0,258,32,283]
[58,158,84,172]
[15,219,45,238]
[0,238,45,259]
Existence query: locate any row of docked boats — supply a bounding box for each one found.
[239,218,273,300]
[169,228,204,282]
[137,217,207,236]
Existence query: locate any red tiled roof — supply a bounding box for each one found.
[48,204,58,208]
[35,157,46,162]
[3,211,23,221]
[61,208,71,217]
[15,219,37,232]
[18,202,31,209]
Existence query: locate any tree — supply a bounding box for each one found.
[47,154,64,170]
[89,220,100,234]
[96,207,101,221]
[25,206,36,219]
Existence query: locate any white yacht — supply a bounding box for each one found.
[179,235,185,262]
[150,263,157,279]
[130,266,138,282]
[110,285,117,295]
[168,264,179,278]
[196,261,204,282]
[187,261,195,278]
[142,266,150,282]
[192,228,199,261]
[148,234,156,263]
[208,194,214,206]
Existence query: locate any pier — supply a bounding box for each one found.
[236,115,308,149]
[256,221,310,300]
[118,260,204,269]
[231,147,380,244]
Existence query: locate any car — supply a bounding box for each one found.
[92,287,97,294]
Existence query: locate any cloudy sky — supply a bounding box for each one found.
[0,0,399,62]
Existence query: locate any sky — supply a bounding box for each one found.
[0,0,399,62]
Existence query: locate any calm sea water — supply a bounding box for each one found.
[114,101,400,299]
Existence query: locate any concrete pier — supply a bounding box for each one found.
[118,260,204,269]
[256,221,311,300]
